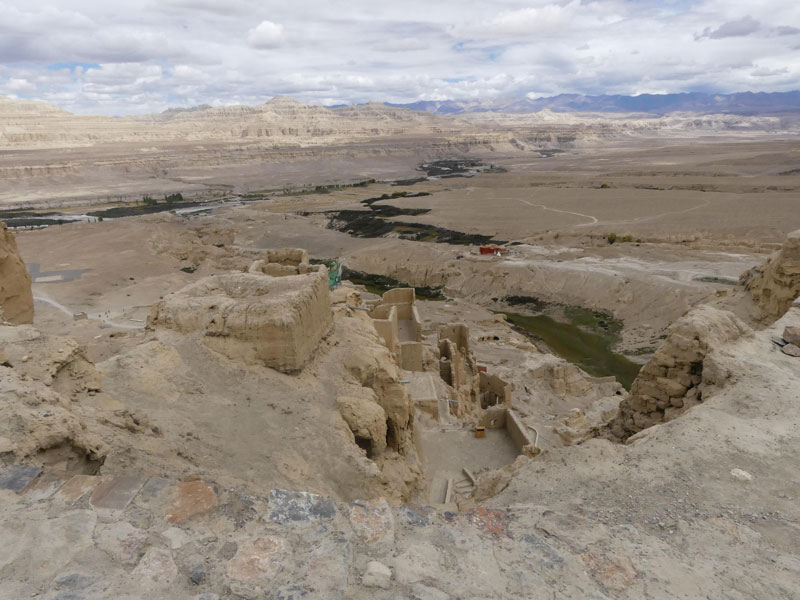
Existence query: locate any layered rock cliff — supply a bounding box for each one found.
[0,223,33,324]
[0,96,465,149]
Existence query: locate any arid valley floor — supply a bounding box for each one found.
[1,97,800,599]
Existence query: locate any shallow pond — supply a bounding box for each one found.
[499,306,641,390]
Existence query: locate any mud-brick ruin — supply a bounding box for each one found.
[363,286,536,473]
[148,249,333,373]
[148,247,536,503]
[368,287,424,371]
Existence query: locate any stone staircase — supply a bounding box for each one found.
[453,469,477,500]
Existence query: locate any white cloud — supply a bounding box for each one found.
[487,1,582,36]
[85,63,163,84]
[6,78,36,93]
[247,20,285,49]
[172,64,211,82]
[375,38,429,52]
[0,0,796,115]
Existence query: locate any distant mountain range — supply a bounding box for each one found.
[386,91,800,116]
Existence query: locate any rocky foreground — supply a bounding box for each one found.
[2,217,800,598]
[1,297,799,599]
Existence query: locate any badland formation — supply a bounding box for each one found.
[1,94,799,598]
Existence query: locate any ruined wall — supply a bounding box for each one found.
[369,288,422,368]
[0,222,33,324]
[478,405,508,429]
[248,247,314,277]
[477,407,535,455]
[148,268,333,373]
[378,288,422,341]
[265,248,310,267]
[610,305,751,439]
[740,229,800,322]
[438,324,480,417]
[149,216,251,272]
[479,372,513,408]
[403,372,440,419]
[440,324,471,355]
[382,288,415,305]
[400,342,423,371]
[370,305,399,354]
[506,410,537,455]
[409,306,422,342]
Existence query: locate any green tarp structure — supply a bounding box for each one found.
[328,258,343,289]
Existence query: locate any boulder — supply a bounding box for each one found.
[783,326,800,346]
[781,343,800,357]
[362,561,392,589]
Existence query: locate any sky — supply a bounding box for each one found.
[0,0,798,115]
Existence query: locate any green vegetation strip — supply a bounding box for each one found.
[341,268,446,300]
[499,307,641,390]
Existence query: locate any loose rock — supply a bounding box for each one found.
[348,498,395,545]
[780,343,800,357]
[731,468,753,482]
[361,560,392,589]
[783,326,800,346]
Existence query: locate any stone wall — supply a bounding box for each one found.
[740,229,800,322]
[610,305,750,439]
[148,267,333,373]
[0,222,33,324]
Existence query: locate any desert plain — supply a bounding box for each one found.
[1,97,799,599]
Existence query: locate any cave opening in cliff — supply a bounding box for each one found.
[386,418,400,451]
[354,435,375,459]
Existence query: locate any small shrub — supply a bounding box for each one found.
[599,183,610,189]
[621,234,633,243]
[142,195,157,206]
[607,233,617,245]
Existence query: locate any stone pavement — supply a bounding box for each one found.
[0,463,622,599]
